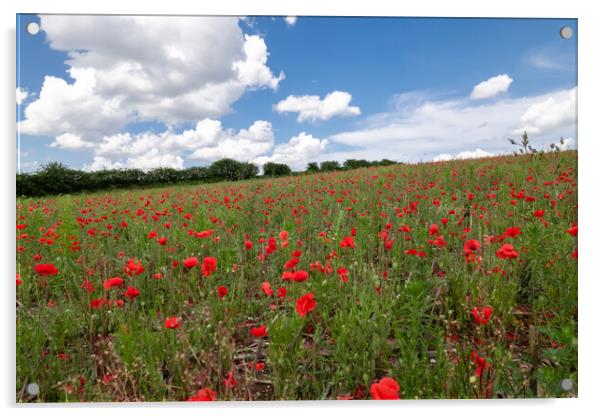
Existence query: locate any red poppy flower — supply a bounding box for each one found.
[428,224,440,236]
[533,210,545,218]
[399,224,412,233]
[250,325,267,337]
[261,281,274,297]
[224,370,237,388]
[16,273,22,286]
[566,225,578,237]
[90,298,106,309]
[496,243,519,259]
[370,377,400,400]
[183,256,199,268]
[187,388,216,401]
[201,257,217,277]
[470,351,490,378]
[464,239,480,254]
[471,306,493,325]
[284,257,299,270]
[337,267,349,283]
[164,316,182,329]
[103,277,124,290]
[124,258,144,276]
[292,270,308,282]
[124,286,140,300]
[80,280,95,293]
[504,227,521,238]
[296,292,316,317]
[340,236,355,249]
[34,263,58,276]
[217,285,228,299]
[277,287,287,298]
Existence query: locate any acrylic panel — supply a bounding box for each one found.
[16,14,577,402]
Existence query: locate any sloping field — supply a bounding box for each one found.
[16,151,577,401]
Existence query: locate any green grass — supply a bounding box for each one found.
[16,151,577,401]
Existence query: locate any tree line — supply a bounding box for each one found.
[16,158,398,197]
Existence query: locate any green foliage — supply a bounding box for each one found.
[343,159,372,170]
[16,157,400,197]
[263,162,292,177]
[207,158,258,182]
[319,160,341,172]
[306,162,320,173]
[16,159,258,197]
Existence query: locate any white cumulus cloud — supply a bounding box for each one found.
[433,148,493,162]
[50,133,94,150]
[84,120,275,171]
[325,87,576,163]
[275,91,361,122]
[19,16,284,141]
[188,120,275,162]
[16,87,29,105]
[514,88,576,135]
[284,16,297,26]
[470,74,513,100]
[80,119,329,172]
[254,132,328,171]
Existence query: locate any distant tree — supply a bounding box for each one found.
[34,162,83,195]
[263,162,292,177]
[319,160,341,172]
[376,158,397,166]
[239,162,259,180]
[208,159,258,181]
[147,167,183,184]
[343,159,371,170]
[182,166,210,182]
[306,162,320,173]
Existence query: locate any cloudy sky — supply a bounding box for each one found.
[16,15,577,172]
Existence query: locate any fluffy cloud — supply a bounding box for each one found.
[284,16,297,26]
[79,119,329,172]
[433,148,493,162]
[16,87,29,105]
[84,156,124,171]
[82,120,275,171]
[470,74,513,100]
[50,133,94,150]
[19,16,283,140]
[188,120,275,162]
[233,35,285,90]
[254,132,329,171]
[514,88,576,135]
[327,88,576,163]
[275,91,361,122]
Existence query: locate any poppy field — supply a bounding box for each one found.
[16,151,578,402]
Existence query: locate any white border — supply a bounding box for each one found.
[2,1,601,415]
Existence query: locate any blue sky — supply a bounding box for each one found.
[16,15,577,172]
